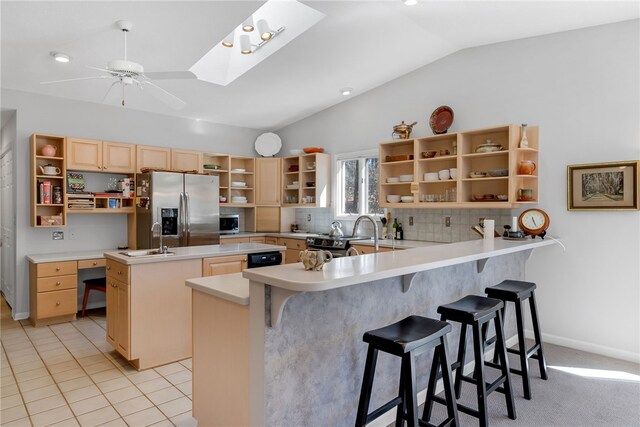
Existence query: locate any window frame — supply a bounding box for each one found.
[333,149,384,220]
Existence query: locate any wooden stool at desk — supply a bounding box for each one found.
[81,277,106,317]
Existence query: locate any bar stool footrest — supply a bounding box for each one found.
[506,343,540,359]
[366,397,403,424]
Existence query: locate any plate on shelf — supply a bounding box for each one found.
[429,106,454,134]
[254,132,282,157]
[469,172,487,178]
[488,169,509,177]
[231,168,246,173]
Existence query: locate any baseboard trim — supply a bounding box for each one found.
[524,329,640,364]
[369,334,518,426]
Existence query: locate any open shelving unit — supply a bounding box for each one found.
[281,153,331,208]
[379,124,539,208]
[30,134,67,227]
[202,154,256,207]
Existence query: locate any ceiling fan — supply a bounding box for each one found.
[41,20,196,109]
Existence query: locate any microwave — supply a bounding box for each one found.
[220,214,239,234]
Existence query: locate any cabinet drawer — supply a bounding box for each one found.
[37,289,77,319]
[249,237,266,244]
[37,261,78,278]
[222,237,251,244]
[284,249,302,264]
[78,258,106,269]
[106,259,129,284]
[278,238,306,250]
[264,237,278,245]
[37,275,77,293]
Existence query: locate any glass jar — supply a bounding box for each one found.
[52,186,63,204]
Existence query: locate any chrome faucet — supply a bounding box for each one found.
[151,222,168,254]
[352,215,379,253]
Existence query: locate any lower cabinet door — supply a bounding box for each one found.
[285,249,301,264]
[106,279,118,346]
[36,289,77,319]
[202,255,247,276]
[116,282,130,358]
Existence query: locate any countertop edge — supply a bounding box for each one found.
[243,238,559,292]
[186,273,249,305]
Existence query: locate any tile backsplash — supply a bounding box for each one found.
[294,207,518,243]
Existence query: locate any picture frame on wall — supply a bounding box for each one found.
[567,160,639,210]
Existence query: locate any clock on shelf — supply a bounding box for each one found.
[518,208,550,239]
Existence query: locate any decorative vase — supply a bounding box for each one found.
[519,124,529,148]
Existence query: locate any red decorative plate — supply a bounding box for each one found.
[429,106,454,134]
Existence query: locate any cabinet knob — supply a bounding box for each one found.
[56,281,61,286]
[56,302,61,306]
[117,271,122,275]
[107,266,111,270]
[55,267,60,271]
[92,261,97,266]
[103,166,108,170]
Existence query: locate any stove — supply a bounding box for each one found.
[305,235,369,257]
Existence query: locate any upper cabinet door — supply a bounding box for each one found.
[171,149,203,173]
[66,138,102,171]
[255,157,281,205]
[103,141,136,174]
[136,145,171,173]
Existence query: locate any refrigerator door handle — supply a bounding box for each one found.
[185,192,191,246]
[179,192,185,245]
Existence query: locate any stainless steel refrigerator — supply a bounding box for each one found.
[136,172,220,249]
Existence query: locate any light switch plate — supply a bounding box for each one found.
[52,231,64,240]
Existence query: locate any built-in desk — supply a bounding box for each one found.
[26,250,112,327]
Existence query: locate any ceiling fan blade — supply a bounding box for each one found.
[142,80,186,110]
[40,75,110,84]
[144,71,196,80]
[87,65,118,75]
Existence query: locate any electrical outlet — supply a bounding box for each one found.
[445,217,451,227]
[409,216,414,226]
[307,214,311,222]
[52,231,64,240]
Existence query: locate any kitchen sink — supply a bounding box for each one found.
[119,249,175,258]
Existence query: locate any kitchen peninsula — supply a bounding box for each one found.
[189,238,558,426]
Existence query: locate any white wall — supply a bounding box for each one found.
[277,21,640,361]
[1,89,263,318]
[1,110,17,310]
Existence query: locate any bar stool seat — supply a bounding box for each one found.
[356,315,459,427]
[425,295,516,427]
[81,277,106,317]
[485,280,548,401]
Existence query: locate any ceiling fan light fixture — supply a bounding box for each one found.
[51,52,70,63]
[240,35,252,54]
[242,16,254,32]
[222,32,234,48]
[403,0,418,5]
[257,19,273,41]
[340,87,354,96]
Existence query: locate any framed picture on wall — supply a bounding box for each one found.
[567,160,639,210]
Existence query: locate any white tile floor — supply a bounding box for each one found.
[0,299,197,427]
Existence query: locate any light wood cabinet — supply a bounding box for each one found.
[282,153,331,207]
[103,141,136,173]
[379,124,539,209]
[350,244,395,255]
[255,207,280,232]
[66,138,136,173]
[171,149,203,173]
[137,145,171,173]
[221,237,251,245]
[202,255,248,276]
[265,237,278,245]
[31,134,67,227]
[249,237,266,244]
[106,277,130,359]
[29,260,78,326]
[256,158,281,205]
[278,237,306,264]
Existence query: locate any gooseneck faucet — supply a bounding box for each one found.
[151,222,168,254]
[352,215,379,253]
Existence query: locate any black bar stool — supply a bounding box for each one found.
[355,315,459,427]
[424,295,516,427]
[485,280,548,400]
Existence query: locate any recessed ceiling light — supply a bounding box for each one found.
[240,35,252,54]
[404,0,418,5]
[222,33,234,48]
[340,87,353,96]
[242,16,254,32]
[51,52,70,63]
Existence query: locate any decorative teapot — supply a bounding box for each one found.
[39,164,61,176]
[299,249,333,271]
[41,145,57,157]
[392,121,418,140]
[518,160,537,175]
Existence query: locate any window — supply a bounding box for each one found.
[335,150,383,218]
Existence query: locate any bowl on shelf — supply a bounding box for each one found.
[424,172,439,181]
[386,194,401,203]
[286,184,299,190]
[303,147,324,154]
[497,194,508,201]
[469,172,487,178]
[488,169,509,177]
[421,151,437,159]
[449,168,457,179]
[400,196,414,203]
[203,164,221,170]
[387,177,400,183]
[231,181,246,187]
[289,149,304,156]
[230,168,246,172]
[472,194,497,201]
[439,149,450,156]
[399,174,414,182]
[307,162,316,170]
[288,165,299,172]
[306,182,315,187]
[438,169,450,180]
